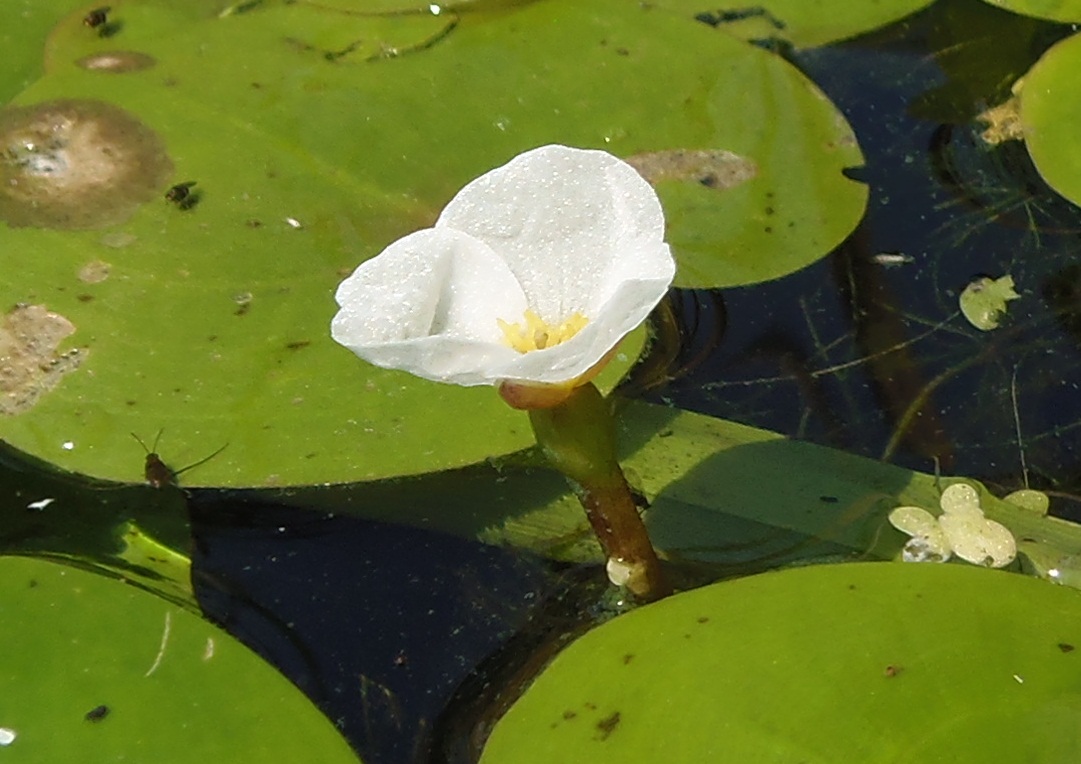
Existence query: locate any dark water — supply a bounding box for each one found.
[655,0,1081,522]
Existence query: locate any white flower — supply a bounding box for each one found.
[331,145,675,390]
[889,483,1017,568]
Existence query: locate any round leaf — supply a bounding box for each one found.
[1021,32,1081,207]
[0,556,360,762]
[481,563,1081,763]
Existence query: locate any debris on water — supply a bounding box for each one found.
[872,251,914,266]
[959,274,1020,331]
[977,78,1025,146]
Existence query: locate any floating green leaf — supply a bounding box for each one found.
[0,556,360,762]
[1021,32,1081,208]
[0,0,864,487]
[981,0,1081,22]
[480,563,1081,763]
[959,274,1020,330]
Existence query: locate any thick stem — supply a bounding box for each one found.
[528,383,670,602]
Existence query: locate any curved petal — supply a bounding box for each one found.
[436,144,670,322]
[331,228,528,385]
[489,251,674,384]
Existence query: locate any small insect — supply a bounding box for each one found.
[131,430,227,488]
[83,7,111,29]
[84,704,110,722]
[165,181,198,210]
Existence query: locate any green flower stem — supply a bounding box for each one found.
[528,383,670,602]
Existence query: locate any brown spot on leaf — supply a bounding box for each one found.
[884,664,902,677]
[0,304,83,414]
[78,260,111,283]
[622,653,634,664]
[627,148,756,191]
[1059,642,1075,653]
[76,51,157,73]
[0,99,172,229]
[595,711,621,741]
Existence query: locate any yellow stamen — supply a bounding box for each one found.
[498,309,588,353]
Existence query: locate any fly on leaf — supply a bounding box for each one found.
[131,430,226,488]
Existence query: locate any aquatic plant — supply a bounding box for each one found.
[333,144,675,599]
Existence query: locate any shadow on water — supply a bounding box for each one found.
[187,490,615,764]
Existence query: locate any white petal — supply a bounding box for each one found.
[436,144,672,322]
[331,228,528,385]
[940,513,1017,568]
[940,483,982,515]
[490,244,675,385]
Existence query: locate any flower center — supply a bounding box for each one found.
[498,309,588,353]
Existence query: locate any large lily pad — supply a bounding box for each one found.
[0,0,864,487]
[0,555,360,761]
[981,0,1081,21]
[1020,31,1081,207]
[480,562,1081,763]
